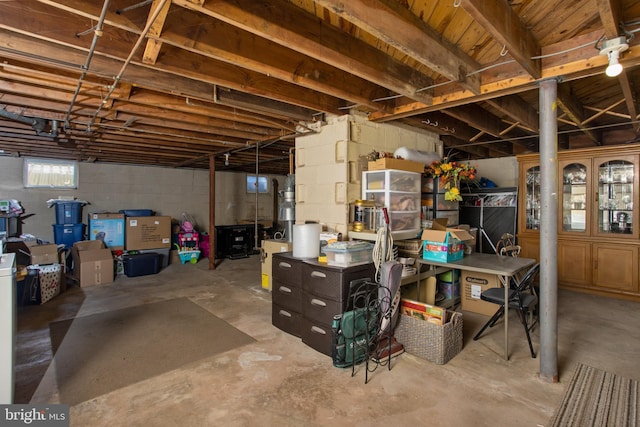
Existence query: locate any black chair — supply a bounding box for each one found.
[472,263,540,358]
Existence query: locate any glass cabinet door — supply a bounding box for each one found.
[595,158,636,237]
[524,165,541,230]
[561,161,588,233]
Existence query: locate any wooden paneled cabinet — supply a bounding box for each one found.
[517,145,640,300]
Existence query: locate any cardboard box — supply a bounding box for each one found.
[460,271,501,316]
[88,213,125,250]
[71,240,114,287]
[28,243,59,265]
[421,227,473,263]
[125,216,171,250]
[260,239,293,290]
[368,158,425,173]
[5,240,59,266]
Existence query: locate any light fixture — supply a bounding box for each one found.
[599,36,629,77]
[224,153,230,166]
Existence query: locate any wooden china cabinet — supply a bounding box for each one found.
[517,144,640,301]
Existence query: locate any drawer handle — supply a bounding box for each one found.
[310,326,327,335]
[311,271,327,278]
[278,286,292,294]
[278,262,292,269]
[311,298,326,307]
[279,310,292,318]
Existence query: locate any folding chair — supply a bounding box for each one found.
[472,263,540,358]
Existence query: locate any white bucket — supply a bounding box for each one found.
[292,223,322,258]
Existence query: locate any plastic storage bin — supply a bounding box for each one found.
[137,247,171,269]
[52,224,84,247]
[119,209,153,217]
[53,201,83,224]
[323,242,374,267]
[122,252,162,277]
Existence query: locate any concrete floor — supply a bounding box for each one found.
[14,255,640,427]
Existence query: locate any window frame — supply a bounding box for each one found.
[246,174,269,194]
[23,158,78,189]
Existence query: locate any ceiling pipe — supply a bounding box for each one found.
[64,0,111,130]
[87,0,170,132]
[116,0,153,14]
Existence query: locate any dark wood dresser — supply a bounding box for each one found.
[271,252,375,356]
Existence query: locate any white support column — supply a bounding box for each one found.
[539,78,559,383]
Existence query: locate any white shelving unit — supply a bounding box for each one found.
[361,169,421,237]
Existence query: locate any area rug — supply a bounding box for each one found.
[549,362,639,426]
[49,297,255,405]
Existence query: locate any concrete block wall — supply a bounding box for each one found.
[0,157,285,242]
[295,113,442,236]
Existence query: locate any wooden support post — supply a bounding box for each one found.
[209,154,216,270]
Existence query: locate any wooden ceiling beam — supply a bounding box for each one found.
[2,64,295,130]
[312,0,481,94]
[0,80,281,140]
[369,32,640,122]
[142,0,171,65]
[461,0,541,79]
[557,84,600,145]
[0,30,217,102]
[485,95,539,133]
[0,23,345,116]
[442,104,505,138]
[171,0,434,105]
[153,12,393,112]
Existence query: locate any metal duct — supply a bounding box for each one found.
[0,109,59,138]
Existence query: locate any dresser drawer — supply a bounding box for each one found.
[301,290,342,325]
[272,279,303,312]
[272,303,302,338]
[301,262,375,302]
[272,253,303,287]
[300,317,333,356]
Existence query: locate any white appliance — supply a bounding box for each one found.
[0,252,16,404]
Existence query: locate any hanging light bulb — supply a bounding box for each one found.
[224,153,230,166]
[606,49,623,77]
[599,36,628,77]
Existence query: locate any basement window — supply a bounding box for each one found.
[24,158,78,189]
[246,175,269,194]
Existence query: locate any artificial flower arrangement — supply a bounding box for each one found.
[425,158,477,201]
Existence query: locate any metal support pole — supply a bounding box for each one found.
[255,143,260,251]
[539,78,559,383]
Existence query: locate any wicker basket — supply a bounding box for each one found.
[394,311,463,365]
